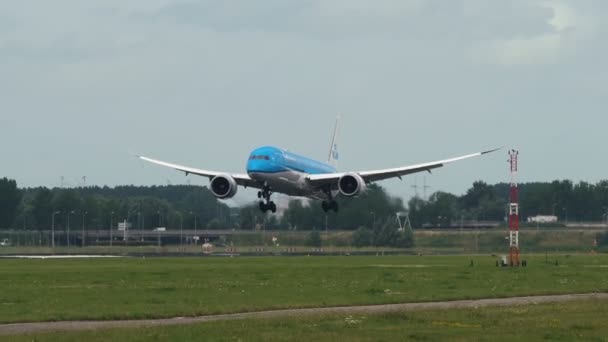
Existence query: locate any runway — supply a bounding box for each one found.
[1,292,606,336]
[0,255,125,259]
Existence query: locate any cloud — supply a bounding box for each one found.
[1,1,607,193]
[473,1,595,66]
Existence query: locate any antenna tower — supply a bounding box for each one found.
[423,176,431,200]
[508,150,520,266]
[411,178,419,197]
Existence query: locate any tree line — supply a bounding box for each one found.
[0,179,232,232]
[408,180,608,227]
[2,177,608,232]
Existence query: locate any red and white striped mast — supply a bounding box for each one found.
[508,150,520,266]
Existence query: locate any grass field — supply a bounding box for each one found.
[11,299,608,341]
[1,254,608,324]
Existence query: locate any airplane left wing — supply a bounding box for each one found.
[138,155,261,189]
[306,148,501,186]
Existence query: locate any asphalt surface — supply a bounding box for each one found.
[1,293,607,336]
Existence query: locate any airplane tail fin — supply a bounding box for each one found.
[327,116,340,170]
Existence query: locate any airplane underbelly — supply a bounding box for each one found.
[248,171,313,197]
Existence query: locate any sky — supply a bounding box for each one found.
[1,1,607,205]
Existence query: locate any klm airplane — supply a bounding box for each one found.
[139,118,498,213]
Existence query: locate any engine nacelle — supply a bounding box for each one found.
[209,174,238,199]
[338,172,367,197]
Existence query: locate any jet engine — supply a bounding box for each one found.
[209,175,238,199]
[338,172,367,197]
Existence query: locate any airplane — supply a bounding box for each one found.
[138,118,499,214]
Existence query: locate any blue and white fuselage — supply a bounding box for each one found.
[247,146,336,199]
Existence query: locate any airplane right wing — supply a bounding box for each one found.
[138,155,261,189]
[306,148,501,186]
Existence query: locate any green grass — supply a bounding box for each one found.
[11,299,608,341]
[1,254,608,324]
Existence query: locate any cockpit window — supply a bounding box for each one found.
[249,155,270,160]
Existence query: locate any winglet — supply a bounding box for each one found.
[481,147,503,155]
[128,148,140,158]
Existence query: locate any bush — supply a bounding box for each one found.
[352,226,373,247]
[305,231,322,247]
[373,217,415,248]
[206,218,221,229]
[596,231,608,247]
[394,228,415,248]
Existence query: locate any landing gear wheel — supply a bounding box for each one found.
[322,200,339,213]
[258,185,276,213]
[330,201,338,212]
[259,201,276,213]
[321,186,338,213]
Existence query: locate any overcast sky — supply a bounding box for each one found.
[1,1,607,204]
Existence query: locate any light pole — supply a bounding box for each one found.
[51,211,60,248]
[460,210,464,233]
[370,211,376,230]
[190,211,198,245]
[110,211,114,247]
[126,209,136,245]
[179,212,184,250]
[137,211,142,241]
[67,210,75,248]
[21,209,27,247]
[81,211,88,247]
[157,210,162,227]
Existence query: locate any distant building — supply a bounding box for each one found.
[527,215,558,223]
[117,221,132,231]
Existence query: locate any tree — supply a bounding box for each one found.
[352,226,373,247]
[372,217,398,247]
[305,231,322,247]
[0,178,20,228]
[372,217,414,248]
[207,218,221,229]
[281,184,406,231]
[408,196,427,228]
[239,203,265,230]
[395,227,415,248]
[426,192,459,226]
[31,187,54,230]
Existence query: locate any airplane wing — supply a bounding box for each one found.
[137,155,261,189]
[306,148,501,186]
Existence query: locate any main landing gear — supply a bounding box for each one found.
[258,186,276,213]
[322,200,338,212]
[321,186,339,213]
